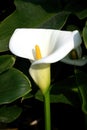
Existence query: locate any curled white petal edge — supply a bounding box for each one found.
[61,55,87,66]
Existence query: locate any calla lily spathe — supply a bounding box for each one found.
[9,29,82,64]
[9,28,82,94]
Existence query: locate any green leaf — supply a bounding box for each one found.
[0,55,16,74]
[76,8,87,19]
[39,11,70,29]
[0,0,70,52]
[83,25,87,48]
[75,70,87,114]
[0,68,31,104]
[0,105,22,123]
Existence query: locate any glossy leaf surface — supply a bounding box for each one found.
[0,105,22,123]
[0,68,31,104]
[0,55,15,74]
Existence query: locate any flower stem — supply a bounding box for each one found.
[43,90,51,130]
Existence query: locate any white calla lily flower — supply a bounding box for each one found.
[9,28,82,94]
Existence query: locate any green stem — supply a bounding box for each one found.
[43,90,51,130]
